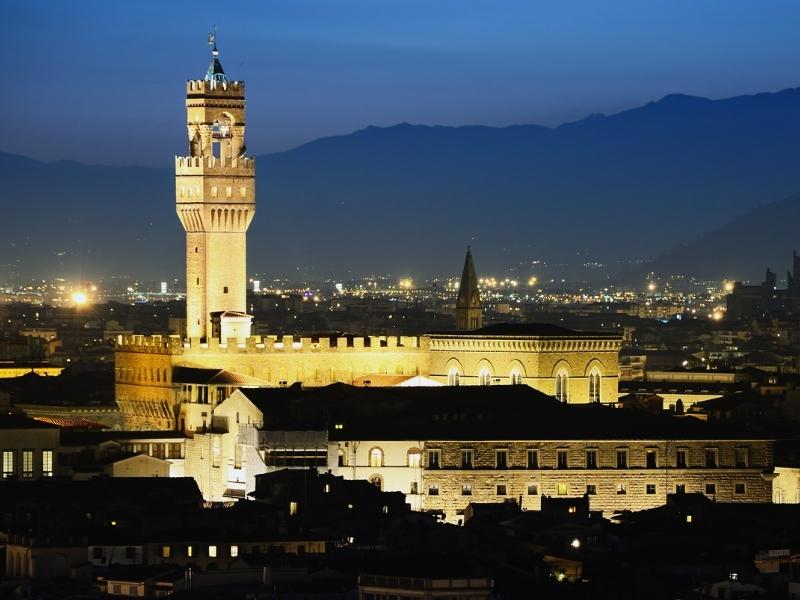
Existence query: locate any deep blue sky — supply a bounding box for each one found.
[4,0,800,166]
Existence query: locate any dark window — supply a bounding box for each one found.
[428,484,439,496]
[495,449,508,469]
[735,447,749,468]
[705,483,716,495]
[646,484,656,495]
[705,449,718,468]
[586,484,597,495]
[586,450,597,469]
[93,547,104,559]
[527,449,539,469]
[223,286,229,294]
[646,450,657,468]
[125,547,136,559]
[616,483,626,495]
[461,484,472,496]
[735,483,746,495]
[428,450,440,469]
[557,450,569,469]
[527,483,538,495]
[461,449,474,469]
[496,484,507,496]
[616,450,627,469]
[676,484,686,494]
[676,450,687,469]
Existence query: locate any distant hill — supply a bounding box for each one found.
[2,87,800,282]
[644,192,800,284]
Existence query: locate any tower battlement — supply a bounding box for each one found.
[116,334,428,355]
[175,155,255,176]
[186,79,245,96]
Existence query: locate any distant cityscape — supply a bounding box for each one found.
[4,9,800,600]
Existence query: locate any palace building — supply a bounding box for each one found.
[114,42,623,431]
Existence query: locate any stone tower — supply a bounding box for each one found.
[176,38,255,340]
[455,247,483,330]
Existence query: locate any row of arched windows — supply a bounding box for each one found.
[119,367,169,384]
[446,365,603,402]
[337,447,422,469]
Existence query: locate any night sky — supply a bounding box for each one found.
[4,0,800,167]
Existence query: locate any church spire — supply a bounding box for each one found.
[455,246,483,330]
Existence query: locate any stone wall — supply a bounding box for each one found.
[421,439,774,521]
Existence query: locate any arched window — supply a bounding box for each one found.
[479,367,492,386]
[407,448,421,468]
[369,475,383,490]
[555,370,569,403]
[588,369,601,403]
[447,368,460,386]
[369,447,384,468]
[510,369,523,385]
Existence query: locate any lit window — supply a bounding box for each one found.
[447,368,460,386]
[588,369,601,402]
[212,437,221,468]
[407,449,421,468]
[555,370,569,402]
[187,545,193,557]
[369,447,384,468]
[161,545,171,558]
[208,545,217,558]
[510,369,523,385]
[42,450,53,477]
[289,501,298,516]
[478,367,492,386]
[230,545,239,558]
[22,450,33,479]
[557,483,568,495]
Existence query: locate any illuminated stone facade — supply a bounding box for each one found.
[115,328,622,430]
[420,439,774,522]
[178,45,255,341]
[114,45,622,431]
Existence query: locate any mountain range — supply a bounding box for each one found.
[2,87,800,285]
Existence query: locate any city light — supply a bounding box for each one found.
[71,291,88,306]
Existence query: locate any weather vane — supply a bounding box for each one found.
[208,25,218,54]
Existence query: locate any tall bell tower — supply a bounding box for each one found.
[176,34,255,340]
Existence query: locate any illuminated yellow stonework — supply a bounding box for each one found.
[114,46,622,431]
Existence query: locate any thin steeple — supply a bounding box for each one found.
[457,246,481,309]
[205,26,227,83]
[455,246,483,330]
